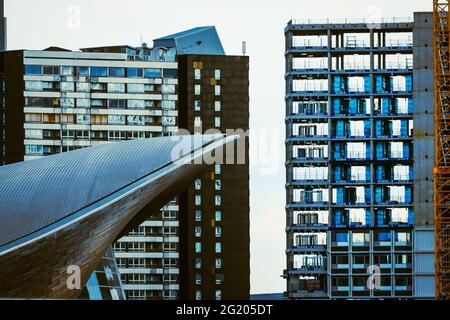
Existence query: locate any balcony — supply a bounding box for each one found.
[331,241,349,247]
[332,264,349,270]
[394,263,412,269]
[287,265,327,275]
[331,286,350,292]
[288,290,328,299]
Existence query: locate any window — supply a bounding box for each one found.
[127,68,143,77]
[144,68,161,78]
[128,274,146,284]
[62,130,75,139]
[215,242,222,253]
[195,242,202,253]
[61,98,75,108]
[215,117,221,128]
[194,69,201,80]
[127,290,146,300]
[76,131,90,140]
[195,179,202,190]
[127,115,145,126]
[114,242,127,252]
[129,242,145,252]
[194,100,201,111]
[108,115,126,125]
[215,101,221,112]
[109,99,126,109]
[77,98,90,108]
[215,195,222,206]
[128,100,145,109]
[162,100,176,110]
[76,82,90,93]
[195,85,201,95]
[91,83,107,91]
[215,180,222,191]
[215,290,222,301]
[76,114,90,125]
[25,81,43,91]
[109,67,125,77]
[25,145,43,156]
[215,85,221,96]
[61,66,73,76]
[43,66,60,75]
[76,67,89,76]
[215,274,223,285]
[60,82,74,92]
[215,226,222,238]
[25,65,42,75]
[215,164,221,175]
[195,195,202,206]
[163,69,177,78]
[108,83,125,93]
[195,210,202,222]
[195,290,202,300]
[162,84,176,94]
[129,258,146,268]
[25,129,43,140]
[195,258,202,269]
[215,258,222,269]
[108,131,126,140]
[215,69,221,80]
[215,211,222,222]
[128,83,145,94]
[195,226,202,238]
[162,116,175,126]
[90,67,108,77]
[25,113,42,123]
[194,116,202,127]
[195,274,202,285]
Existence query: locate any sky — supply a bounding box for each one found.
[5,0,432,294]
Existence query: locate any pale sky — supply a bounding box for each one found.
[5,0,432,294]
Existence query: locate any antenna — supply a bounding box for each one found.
[242,41,247,56]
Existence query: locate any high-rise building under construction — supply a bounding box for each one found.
[284,12,435,299]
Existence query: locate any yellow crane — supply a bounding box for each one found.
[434,0,450,300]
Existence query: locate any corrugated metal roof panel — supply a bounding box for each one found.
[0,134,224,248]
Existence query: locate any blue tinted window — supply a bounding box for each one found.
[336,233,349,242]
[25,65,42,75]
[109,67,125,77]
[163,69,177,78]
[76,67,89,76]
[127,68,143,77]
[144,68,161,78]
[90,67,108,77]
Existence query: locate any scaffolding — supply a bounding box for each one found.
[434,0,450,300]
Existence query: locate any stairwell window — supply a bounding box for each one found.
[215,117,221,128]
[215,69,221,80]
[195,100,201,111]
[215,85,221,96]
[215,101,221,112]
[195,69,201,80]
[195,85,201,95]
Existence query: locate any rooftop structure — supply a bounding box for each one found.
[0,134,237,298]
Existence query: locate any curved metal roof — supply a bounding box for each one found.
[0,134,228,248]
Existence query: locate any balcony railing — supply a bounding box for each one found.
[289,17,413,25]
